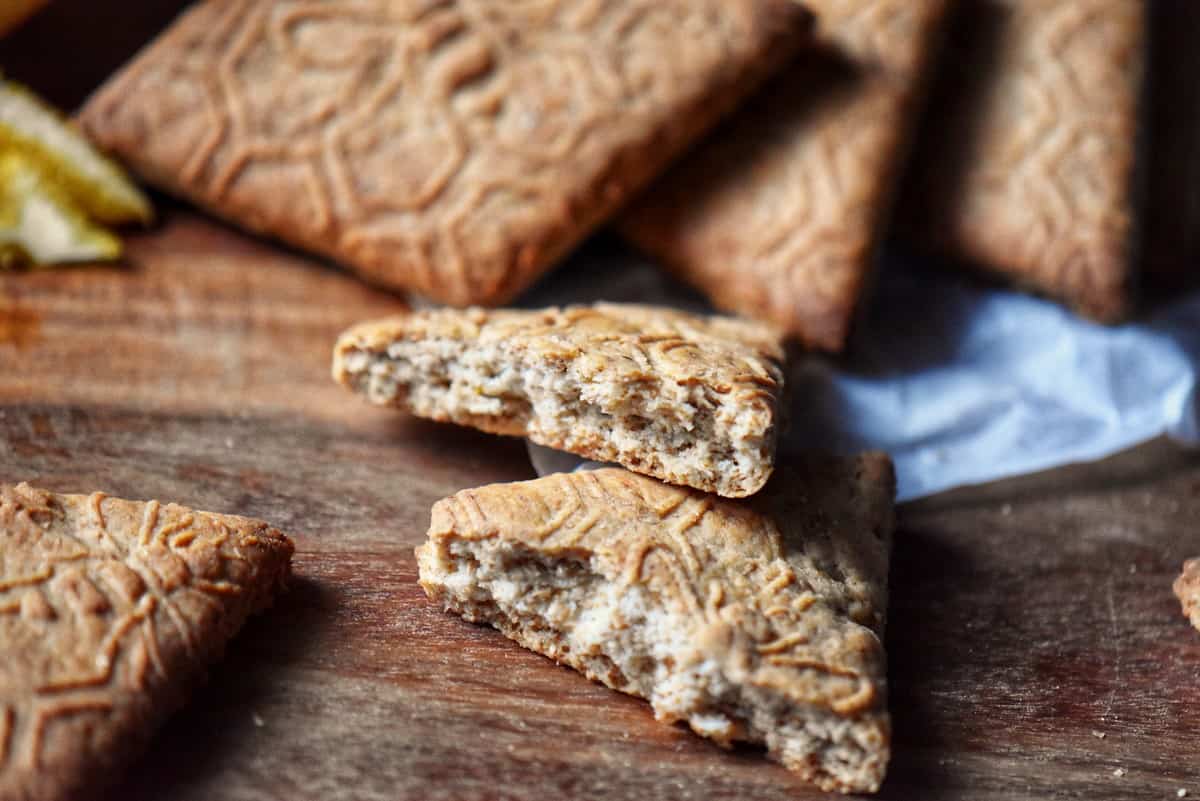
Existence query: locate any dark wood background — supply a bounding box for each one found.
[2,3,1199,799]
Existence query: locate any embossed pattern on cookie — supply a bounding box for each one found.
[621,0,949,352]
[332,303,786,498]
[897,0,1145,321]
[417,453,896,793]
[78,0,813,306]
[0,483,293,801]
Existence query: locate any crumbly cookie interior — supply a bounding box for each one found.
[419,535,887,793]
[339,337,772,497]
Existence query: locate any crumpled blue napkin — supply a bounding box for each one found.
[521,241,1200,501]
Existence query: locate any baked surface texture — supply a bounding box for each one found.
[417,454,896,793]
[1175,558,1200,633]
[897,0,1145,321]
[333,303,786,498]
[621,0,949,351]
[78,0,812,306]
[0,482,294,801]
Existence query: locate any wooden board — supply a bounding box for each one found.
[3,208,1199,801]
[2,5,1200,800]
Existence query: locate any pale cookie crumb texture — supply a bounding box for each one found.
[1174,558,1200,633]
[0,482,294,801]
[77,0,812,306]
[332,303,785,498]
[417,453,896,793]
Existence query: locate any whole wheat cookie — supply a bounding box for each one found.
[0,482,294,801]
[1174,558,1200,633]
[332,303,786,498]
[622,0,950,351]
[418,453,896,793]
[897,0,1146,321]
[78,0,812,306]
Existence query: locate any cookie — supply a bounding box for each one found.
[621,0,950,351]
[417,453,896,793]
[897,0,1146,321]
[332,303,786,498]
[78,0,813,306]
[0,483,294,801]
[1175,558,1200,633]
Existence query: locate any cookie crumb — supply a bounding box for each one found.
[1112,768,1126,778]
[1091,730,1106,739]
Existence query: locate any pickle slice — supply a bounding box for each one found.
[0,78,152,225]
[0,151,122,267]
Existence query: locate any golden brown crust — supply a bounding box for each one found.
[332,303,786,497]
[418,453,896,792]
[898,0,1145,321]
[1175,558,1200,633]
[621,0,950,351]
[0,482,294,801]
[78,0,812,306]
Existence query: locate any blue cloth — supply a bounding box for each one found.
[786,260,1199,500]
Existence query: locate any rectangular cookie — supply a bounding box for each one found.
[332,303,786,498]
[620,0,950,351]
[418,453,896,793]
[897,0,1146,321]
[0,482,293,801]
[78,0,812,306]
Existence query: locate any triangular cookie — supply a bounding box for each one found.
[0,483,294,801]
[622,0,950,351]
[333,303,786,498]
[1175,559,1200,633]
[417,454,895,793]
[77,0,812,306]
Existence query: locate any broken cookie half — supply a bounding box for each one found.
[417,453,895,793]
[333,303,786,498]
[0,483,294,801]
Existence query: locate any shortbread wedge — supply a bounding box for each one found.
[0,483,294,801]
[333,304,786,498]
[417,454,896,793]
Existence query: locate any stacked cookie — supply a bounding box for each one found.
[333,303,897,794]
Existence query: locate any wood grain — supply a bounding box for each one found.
[1,206,1199,801]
